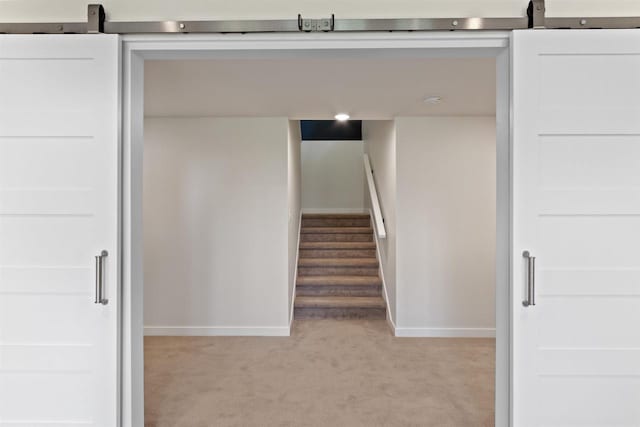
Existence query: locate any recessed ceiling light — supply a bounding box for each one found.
[334,113,350,121]
[423,96,443,105]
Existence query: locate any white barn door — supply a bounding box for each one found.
[0,35,120,425]
[512,30,640,426]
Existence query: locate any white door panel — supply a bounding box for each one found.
[512,30,640,426]
[0,35,120,425]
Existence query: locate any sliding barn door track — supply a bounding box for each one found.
[2,0,640,34]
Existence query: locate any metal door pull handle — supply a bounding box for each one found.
[95,250,109,305]
[522,251,536,307]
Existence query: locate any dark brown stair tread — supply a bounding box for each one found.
[300,242,376,249]
[299,249,376,259]
[299,241,376,249]
[295,296,386,309]
[302,217,371,227]
[294,307,385,320]
[298,258,378,267]
[301,227,373,234]
[301,234,373,242]
[297,275,382,286]
[298,268,379,276]
[302,214,370,219]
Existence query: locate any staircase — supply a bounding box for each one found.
[294,213,387,319]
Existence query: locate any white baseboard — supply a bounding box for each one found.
[369,208,396,336]
[144,326,291,337]
[289,210,302,328]
[302,208,368,214]
[386,312,397,336]
[394,327,496,338]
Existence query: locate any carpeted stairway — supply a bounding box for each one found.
[294,213,387,319]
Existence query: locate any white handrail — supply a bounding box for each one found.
[363,154,386,239]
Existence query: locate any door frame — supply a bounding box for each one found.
[121,31,513,427]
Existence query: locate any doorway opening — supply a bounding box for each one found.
[123,33,511,426]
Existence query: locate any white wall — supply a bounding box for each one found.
[395,116,496,337]
[301,140,366,212]
[143,117,290,335]
[287,121,302,321]
[362,121,397,324]
[2,1,639,22]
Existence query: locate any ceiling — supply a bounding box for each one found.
[144,57,496,119]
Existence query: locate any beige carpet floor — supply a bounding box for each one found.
[145,320,495,427]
